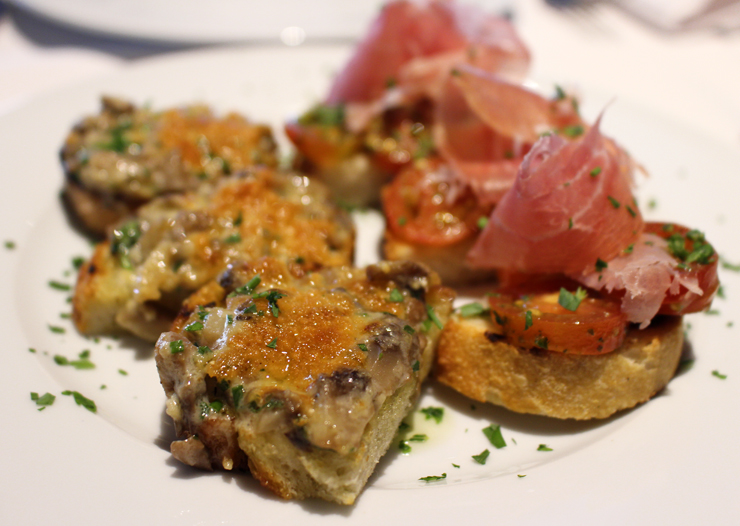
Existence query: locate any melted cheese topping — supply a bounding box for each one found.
[207,289,368,391]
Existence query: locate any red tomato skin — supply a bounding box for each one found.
[487,284,629,355]
[642,222,720,316]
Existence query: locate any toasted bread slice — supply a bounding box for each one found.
[73,169,355,341]
[155,258,454,504]
[382,230,497,286]
[435,313,683,420]
[61,96,278,236]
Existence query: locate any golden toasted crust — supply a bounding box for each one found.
[61,96,279,236]
[382,230,497,286]
[156,258,455,504]
[435,314,684,420]
[72,170,355,341]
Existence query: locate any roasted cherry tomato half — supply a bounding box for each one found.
[643,222,720,315]
[382,159,492,247]
[488,279,628,355]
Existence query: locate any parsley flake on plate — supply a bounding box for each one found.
[420,406,444,424]
[62,390,97,413]
[482,424,506,449]
[472,449,490,465]
[419,473,447,482]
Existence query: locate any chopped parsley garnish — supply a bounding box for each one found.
[459,302,488,318]
[399,440,412,453]
[590,166,602,177]
[197,306,209,321]
[398,217,407,226]
[197,345,211,355]
[412,360,420,372]
[477,216,489,229]
[62,390,97,413]
[607,196,621,209]
[358,343,368,353]
[452,463,460,468]
[420,406,444,424]
[561,125,584,138]
[224,233,241,244]
[524,310,533,330]
[419,473,446,482]
[568,217,573,230]
[118,369,128,376]
[227,314,234,325]
[231,275,262,297]
[48,325,65,334]
[110,220,141,269]
[537,444,553,451]
[720,257,740,272]
[299,103,345,128]
[184,321,204,332]
[623,244,634,255]
[266,338,278,348]
[626,206,637,218]
[472,449,490,465]
[493,310,507,326]
[30,392,55,410]
[231,385,244,408]
[408,434,428,442]
[100,121,132,152]
[48,280,71,291]
[712,370,727,380]
[169,340,185,354]
[534,336,549,350]
[595,258,608,272]
[72,256,85,269]
[403,325,415,335]
[426,305,444,330]
[53,354,95,370]
[482,424,506,449]
[554,84,566,100]
[517,474,526,478]
[5,240,16,250]
[389,288,405,302]
[558,287,587,312]
[253,290,286,317]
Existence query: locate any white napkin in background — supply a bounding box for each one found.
[613,0,740,31]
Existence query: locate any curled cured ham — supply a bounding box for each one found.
[325,0,531,134]
[467,118,642,274]
[574,223,719,327]
[434,65,583,205]
[327,0,530,114]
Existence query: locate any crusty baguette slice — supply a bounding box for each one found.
[435,313,684,420]
[156,258,454,504]
[382,230,497,287]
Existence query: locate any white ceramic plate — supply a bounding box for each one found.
[1,46,738,525]
[6,0,513,43]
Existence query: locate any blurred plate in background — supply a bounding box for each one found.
[5,0,515,43]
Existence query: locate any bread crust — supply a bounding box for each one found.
[435,314,684,420]
[382,230,497,286]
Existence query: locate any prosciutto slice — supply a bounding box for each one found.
[327,0,530,131]
[466,118,642,274]
[574,233,703,327]
[434,66,582,204]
